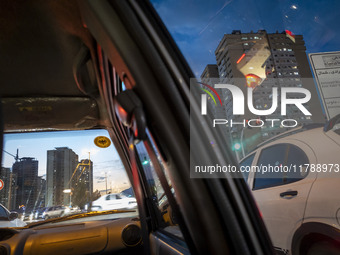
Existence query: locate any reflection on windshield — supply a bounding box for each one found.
[0,130,137,227]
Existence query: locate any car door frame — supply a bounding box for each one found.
[77,0,275,254]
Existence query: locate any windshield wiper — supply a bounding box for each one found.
[24,209,137,228]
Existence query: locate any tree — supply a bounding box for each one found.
[92,189,101,201]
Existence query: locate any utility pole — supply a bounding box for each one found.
[88,152,92,203]
[8,172,12,210]
[105,172,107,194]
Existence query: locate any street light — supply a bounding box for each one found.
[63,189,72,206]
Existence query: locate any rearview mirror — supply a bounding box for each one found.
[9,212,18,221]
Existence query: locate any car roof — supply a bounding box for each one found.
[0,1,95,96]
[252,123,325,151]
[0,1,107,132]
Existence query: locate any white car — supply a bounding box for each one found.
[42,206,66,219]
[240,123,340,255]
[91,193,137,211]
[0,204,26,228]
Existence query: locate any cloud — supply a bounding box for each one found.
[79,147,100,159]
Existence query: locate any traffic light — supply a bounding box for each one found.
[142,157,149,165]
[232,142,241,151]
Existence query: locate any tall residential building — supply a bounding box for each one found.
[12,157,39,211]
[200,65,224,118]
[72,159,93,202]
[46,147,78,206]
[201,65,230,144]
[212,30,324,153]
[35,177,46,208]
[0,167,17,210]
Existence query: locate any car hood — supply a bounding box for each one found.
[0,219,27,228]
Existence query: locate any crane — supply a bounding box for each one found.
[3,148,20,162]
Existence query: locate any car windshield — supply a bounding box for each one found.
[150,0,340,253]
[0,129,138,228]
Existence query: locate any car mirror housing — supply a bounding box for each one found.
[8,212,18,221]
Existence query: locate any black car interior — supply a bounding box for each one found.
[0,1,274,255]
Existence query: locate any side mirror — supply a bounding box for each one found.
[9,212,18,221]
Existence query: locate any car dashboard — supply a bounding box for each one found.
[0,217,142,255]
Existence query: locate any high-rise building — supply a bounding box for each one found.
[46,147,78,206]
[200,65,224,118]
[200,65,230,145]
[72,159,93,202]
[35,177,46,209]
[211,30,324,153]
[201,64,220,79]
[0,167,17,210]
[12,157,39,211]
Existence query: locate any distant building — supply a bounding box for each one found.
[35,177,46,209]
[72,159,93,202]
[0,167,17,210]
[46,147,78,206]
[201,64,230,145]
[205,30,324,154]
[12,157,39,211]
[201,64,219,79]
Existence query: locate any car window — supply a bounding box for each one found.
[136,142,165,205]
[253,143,309,189]
[285,144,309,181]
[150,1,340,252]
[135,140,182,239]
[239,153,256,181]
[253,144,287,189]
[0,206,8,219]
[1,129,138,226]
